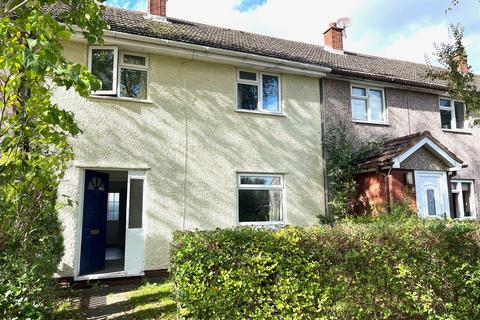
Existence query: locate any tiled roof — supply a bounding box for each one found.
[51,5,479,90]
[358,131,464,169]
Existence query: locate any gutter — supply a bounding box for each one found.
[70,28,331,78]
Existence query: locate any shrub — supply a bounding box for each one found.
[0,196,64,319]
[324,122,382,220]
[172,219,480,319]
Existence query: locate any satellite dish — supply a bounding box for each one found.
[336,17,352,38]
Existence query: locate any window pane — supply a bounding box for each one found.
[239,189,282,222]
[107,192,120,221]
[123,54,146,66]
[92,49,115,91]
[462,183,472,217]
[237,83,258,110]
[240,176,281,186]
[128,179,144,229]
[427,190,437,216]
[239,71,257,81]
[454,102,465,129]
[120,68,148,99]
[440,99,451,108]
[352,87,367,97]
[262,75,279,111]
[453,193,460,218]
[352,98,367,120]
[369,89,384,121]
[441,110,452,129]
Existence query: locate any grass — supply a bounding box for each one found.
[53,279,177,319]
[128,281,177,319]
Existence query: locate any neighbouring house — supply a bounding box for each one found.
[52,0,479,281]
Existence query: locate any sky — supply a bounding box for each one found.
[106,0,480,72]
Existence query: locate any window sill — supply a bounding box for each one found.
[442,129,472,135]
[238,221,285,226]
[352,120,390,126]
[89,95,154,104]
[455,216,477,221]
[235,109,286,117]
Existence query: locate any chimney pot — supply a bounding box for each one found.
[454,54,469,74]
[324,22,344,52]
[148,0,167,17]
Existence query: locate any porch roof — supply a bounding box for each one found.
[358,131,465,171]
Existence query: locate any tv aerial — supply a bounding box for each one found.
[336,17,352,38]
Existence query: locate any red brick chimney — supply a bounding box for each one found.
[148,0,167,17]
[454,54,469,74]
[323,22,344,52]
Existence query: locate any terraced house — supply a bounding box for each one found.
[54,0,480,281]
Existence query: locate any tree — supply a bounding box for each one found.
[0,1,107,317]
[427,24,480,125]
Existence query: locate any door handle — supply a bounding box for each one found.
[90,229,100,236]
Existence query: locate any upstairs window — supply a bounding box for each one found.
[238,174,284,224]
[237,70,281,113]
[451,180,476,219]
[440,98,465,130]
[351,85,386,123]
[89,46,149,100]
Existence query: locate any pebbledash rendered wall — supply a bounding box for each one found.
[54,41,326,276]
[323,78,480,216]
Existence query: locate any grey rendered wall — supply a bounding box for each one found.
[324,78,480,215]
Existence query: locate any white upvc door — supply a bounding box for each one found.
[414,171,450,218]
[124,170,146,275]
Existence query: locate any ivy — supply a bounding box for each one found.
[323,122,382,221]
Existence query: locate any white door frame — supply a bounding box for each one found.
[414,170,450,219]
[74,168,146,280]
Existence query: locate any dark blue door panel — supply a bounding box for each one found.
[79,170,109,276]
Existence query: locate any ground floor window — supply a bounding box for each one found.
[238,174,284,224]
[451,180,476,219]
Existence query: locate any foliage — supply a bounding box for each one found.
[128,281,177,319]
[172,220,480,319]
[324,122,382,220]
[427,24,480,125]
[0,0,106,318]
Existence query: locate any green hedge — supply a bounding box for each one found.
[172,219,480,319]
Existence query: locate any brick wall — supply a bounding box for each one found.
[149,0,167,16]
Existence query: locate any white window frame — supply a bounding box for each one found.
[350,84,387,124]
[107,192,120,221]
[451,180,476,220]
[88,47,149,100]
[118,52,149,100]
[236,69,282,114]
[88,46,119,95]
[439,97,466,131]
[237,173,285,226]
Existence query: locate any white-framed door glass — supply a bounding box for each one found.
[124,170,146,275]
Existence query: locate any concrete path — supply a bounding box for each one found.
[64,285,138,320]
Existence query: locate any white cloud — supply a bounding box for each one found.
[168,0,363,44]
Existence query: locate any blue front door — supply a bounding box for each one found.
[79,170,109,275]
